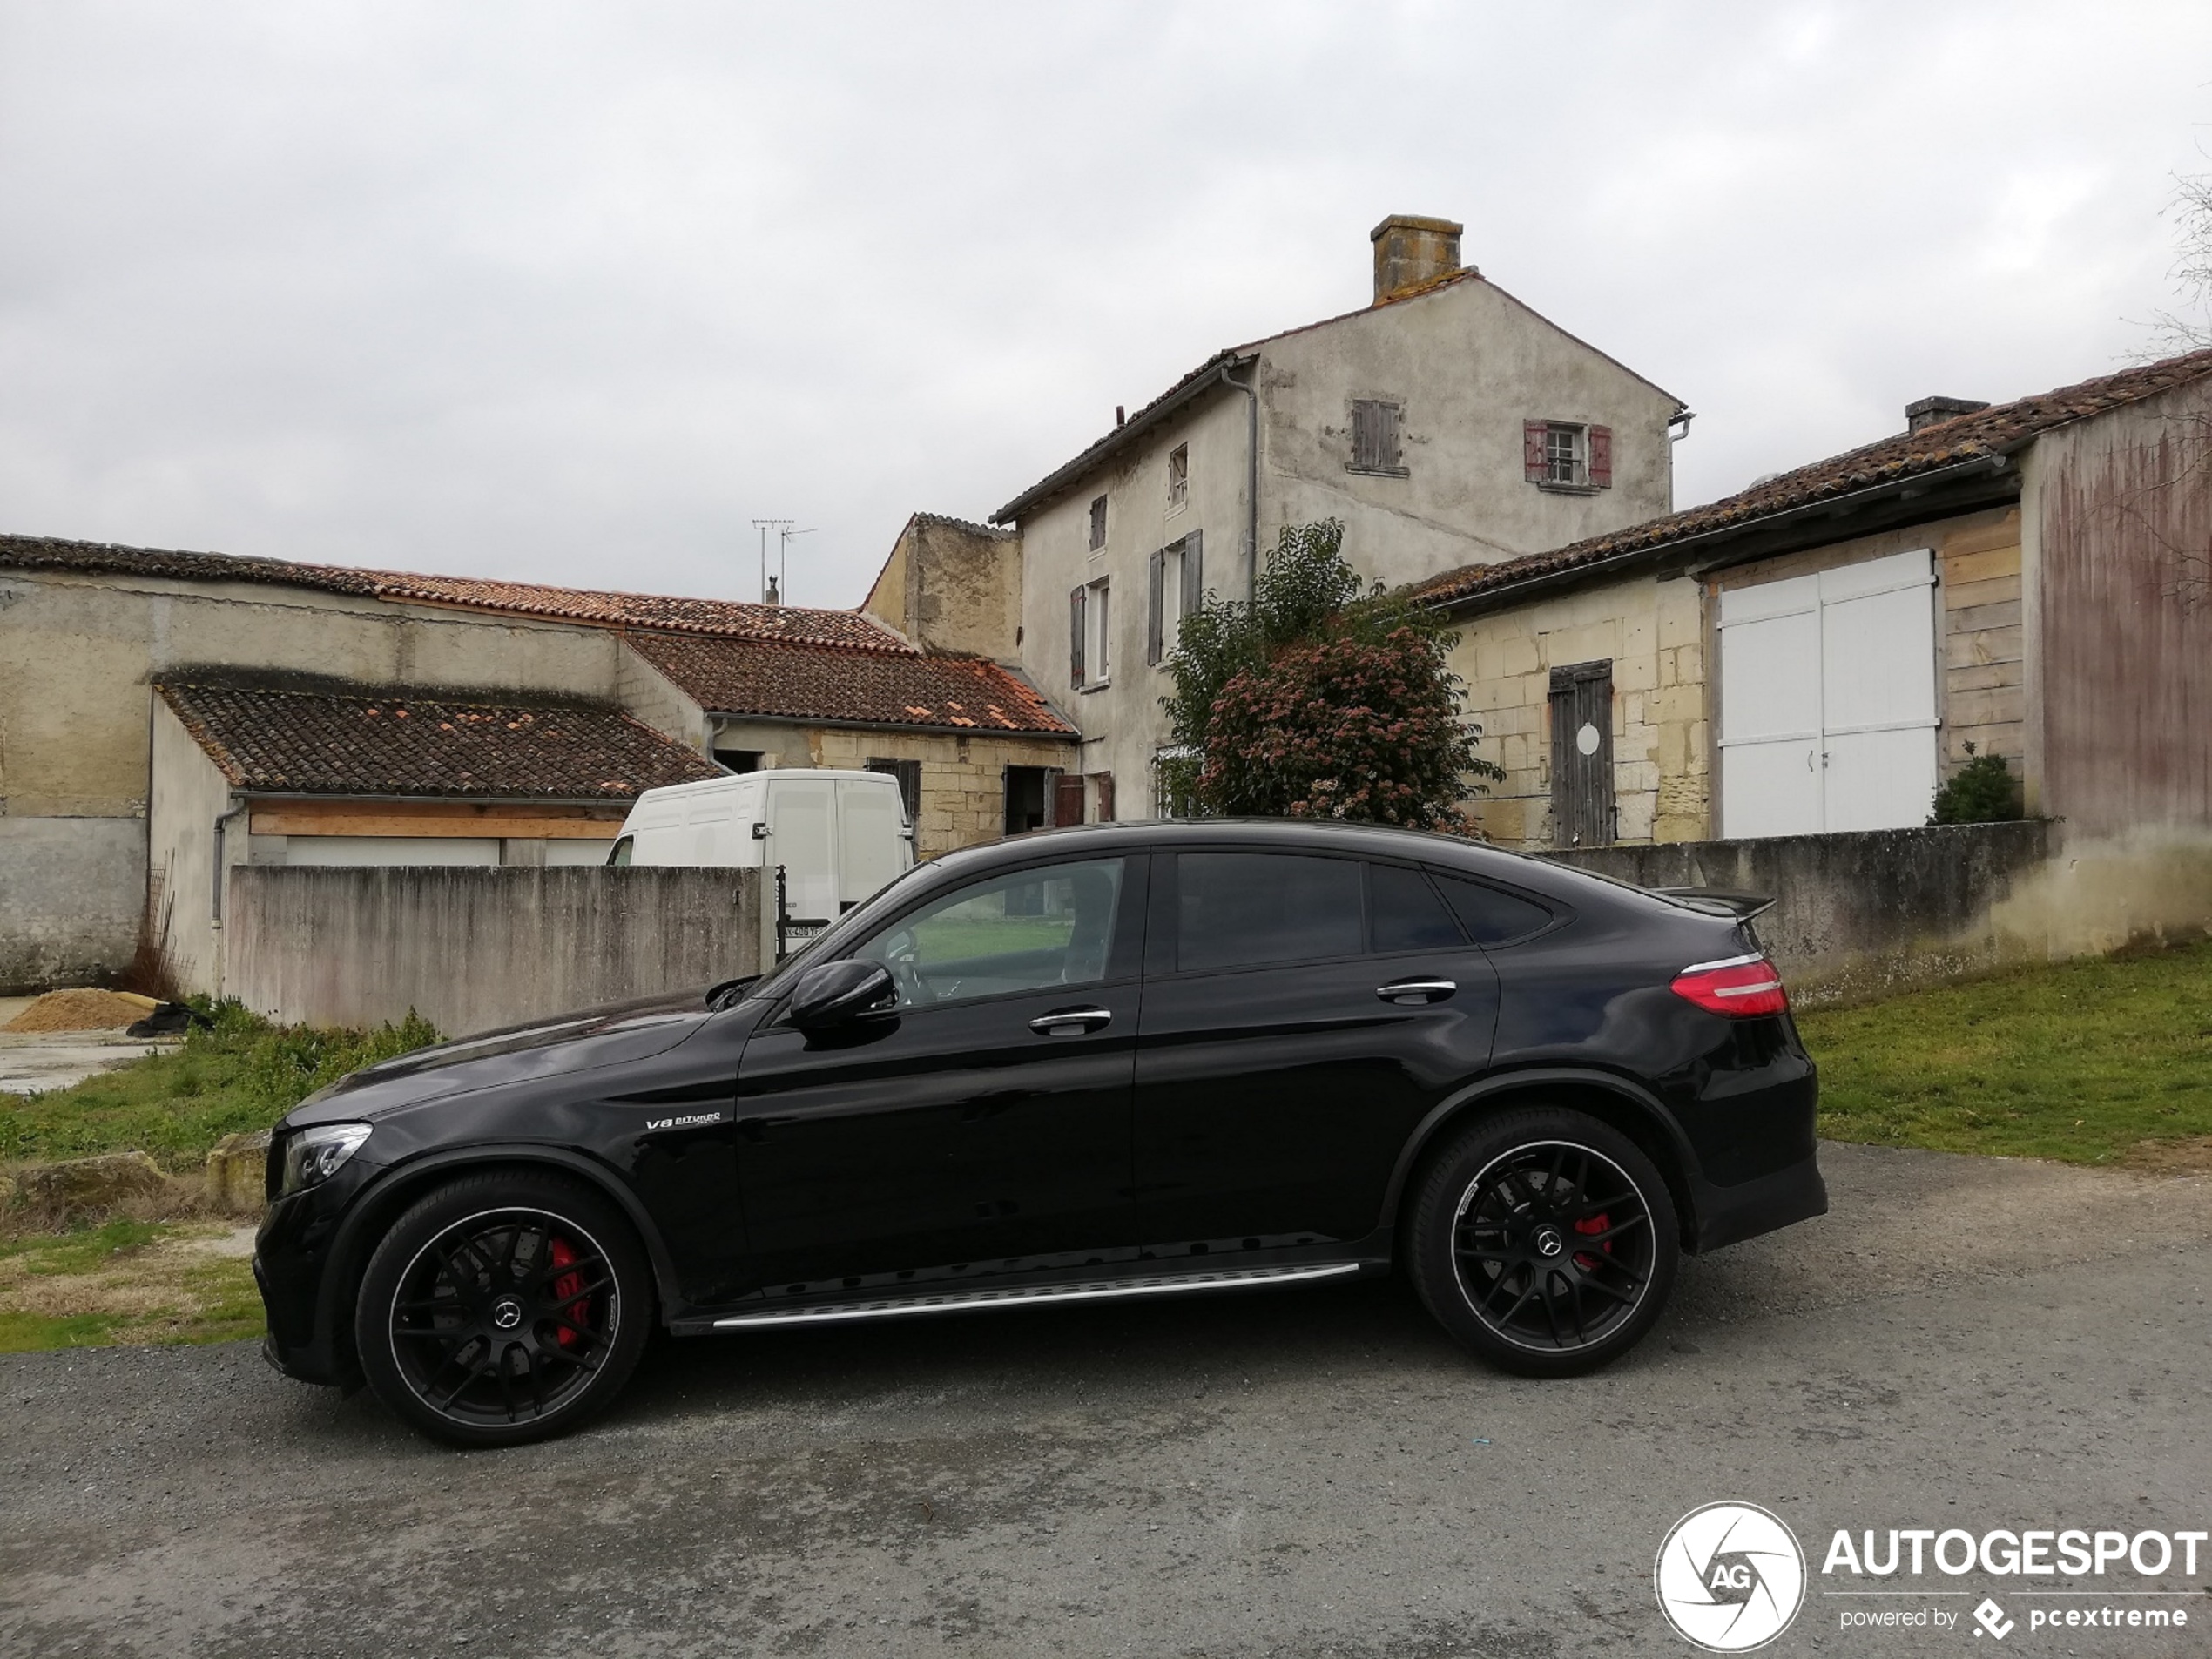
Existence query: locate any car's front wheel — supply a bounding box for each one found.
[354,1170,652,1447]
[1406,1107,1679,1378]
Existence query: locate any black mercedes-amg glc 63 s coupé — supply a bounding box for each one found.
[254,819,1825,1445]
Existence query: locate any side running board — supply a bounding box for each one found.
[710,1260,1363,1331]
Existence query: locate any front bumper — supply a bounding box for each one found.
[253,1169,375,1387]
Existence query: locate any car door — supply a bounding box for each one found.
[733,853,1146,1293]
[1131,850,1501,1251]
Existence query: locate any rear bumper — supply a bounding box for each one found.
[1689,1148,1828,1253]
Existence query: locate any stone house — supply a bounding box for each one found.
[979,215,1690,822]
[1415,349,2212,849]
[0,535,1075,991]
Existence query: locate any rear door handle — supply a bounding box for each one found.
[1376,979,1456,1006]
[1029,1007,1111,1036]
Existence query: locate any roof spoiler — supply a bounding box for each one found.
[1649,887,1776,922]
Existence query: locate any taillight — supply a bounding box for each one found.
[1670,953,1789,1016]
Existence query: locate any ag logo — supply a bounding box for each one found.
[1653,1501,1806,1652]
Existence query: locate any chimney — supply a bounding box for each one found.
[1906,395,1989,434]
[1371,214,1465,303]
[764,574,781,606]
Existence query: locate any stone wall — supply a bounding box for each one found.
[800,726,1074,858]
[1544,819,2055,1004]
[224,866,763,1036]
[1450,570,1706,849]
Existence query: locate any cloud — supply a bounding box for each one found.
[1,0,2207,606]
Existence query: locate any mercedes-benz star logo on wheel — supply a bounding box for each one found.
[1534,1226,1565,1258]
[1653,1502,1805,1652]
[491,1298,524,1331]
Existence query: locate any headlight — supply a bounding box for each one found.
[281,1123,373,1194]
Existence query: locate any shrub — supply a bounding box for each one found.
[1929,745,2023,825]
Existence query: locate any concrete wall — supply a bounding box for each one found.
[0,818,145,992]
[225,866,764,1035]
[2030,378,2212,836]
[1544,819,2055,1004]
[146,698,239,995]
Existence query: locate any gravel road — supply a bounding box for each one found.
[4,1143,2209,1657]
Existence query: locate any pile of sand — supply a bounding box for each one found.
[3,989,159,1033]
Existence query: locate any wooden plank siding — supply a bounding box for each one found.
[1935,510,2024,773]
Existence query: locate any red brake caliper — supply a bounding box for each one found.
[549,1237,589,1348]
[1572,1212,1610,1272]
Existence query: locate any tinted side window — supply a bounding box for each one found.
[854,858,1125,1006]
[1433,873,1554,946]
[1369,863,1463,951]
[1177,853,1363,972]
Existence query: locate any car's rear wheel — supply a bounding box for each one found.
[1406,1107,1679,1378]
[354,1170,651,1447]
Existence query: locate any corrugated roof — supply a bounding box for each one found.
[629,632,1076,738]
[0,535,910,651]
[1413,347,2212,609]
[157,681,720,800]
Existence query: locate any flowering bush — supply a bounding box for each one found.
[1162,519,1502,827]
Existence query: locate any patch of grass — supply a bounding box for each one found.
[1799,938,2212,1164]
[0,1218,263,1352]
[0,1001,438,1172]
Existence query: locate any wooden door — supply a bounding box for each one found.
[1548,661,1615,848]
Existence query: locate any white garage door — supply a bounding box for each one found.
[1719,549,1938,838]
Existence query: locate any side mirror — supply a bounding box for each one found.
[787,959,898,1033]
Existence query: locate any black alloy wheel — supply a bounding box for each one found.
[355,1171,651,1447]
[1406,1107,1679,1378]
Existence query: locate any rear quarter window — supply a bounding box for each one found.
[1430,872,1554,946]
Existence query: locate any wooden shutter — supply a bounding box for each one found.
[1069,584,1086,687]
[1379,403,1401,470]
[1147,548,1165,665]
[1053,772,1086,826]
[1180,529,1203,622]
[1094,772,1115,823]
[1588,425,1613,488]
[1524,421,1548,482]
[1548,661,1615,848]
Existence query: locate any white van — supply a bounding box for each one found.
[607,770,914,962]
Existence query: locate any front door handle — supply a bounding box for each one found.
[1376,979,1456,1006]
[1029,1007,1111,1036]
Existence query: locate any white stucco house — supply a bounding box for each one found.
[981,214,1690,820]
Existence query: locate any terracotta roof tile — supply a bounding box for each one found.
[0,536,909,651]
[156,681,719,800]
[1414,347,2212,608]
[628,633,1076,738]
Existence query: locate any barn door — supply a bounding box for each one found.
[1719,549,1937,838]
[1549,661,1615,847]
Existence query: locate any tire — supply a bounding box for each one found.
[1404,1107,1679,1379]
[354,1170,652,1447]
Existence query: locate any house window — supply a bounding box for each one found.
[1349,400,1406,475]
[863,757,921,826]
[1089,494,1108,551]
[1069,577,1110,688]
[1146,529,1203,666]
[1167,444,1189,511]
[1525,421,1613,489]
[712,747,763,774]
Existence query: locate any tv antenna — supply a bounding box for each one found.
[773,525,816,606]
[751,519,792,604]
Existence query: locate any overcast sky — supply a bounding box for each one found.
[3,3,2209,610]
